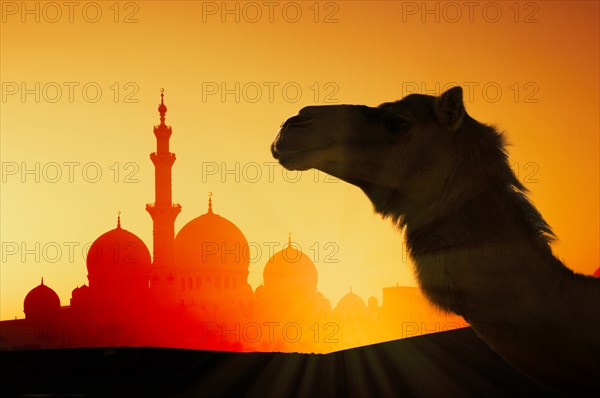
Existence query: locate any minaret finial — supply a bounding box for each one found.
[158,88,167,124]
[288,232,292,248]
[117,210,121,229]
[41,277,44,286]
[208,192,213,213]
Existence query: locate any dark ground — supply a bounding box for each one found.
[0,328,574,397]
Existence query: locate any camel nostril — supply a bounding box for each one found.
[271,142,280,159]
[283,115,314,129]
[285,115,302,126]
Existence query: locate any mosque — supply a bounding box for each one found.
[0,92,467,353]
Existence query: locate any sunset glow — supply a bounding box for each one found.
[1,1,598,347]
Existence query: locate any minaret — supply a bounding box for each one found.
[146,89,181,267]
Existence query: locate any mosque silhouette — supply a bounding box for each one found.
[0,92,466,353]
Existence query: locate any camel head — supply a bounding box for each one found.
[272,87,475,224]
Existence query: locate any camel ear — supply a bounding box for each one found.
[435,87,465,132]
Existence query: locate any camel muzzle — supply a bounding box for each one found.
[272,112,328,164]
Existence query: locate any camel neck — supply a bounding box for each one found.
[405,186,539,257]
[404,184,568,320]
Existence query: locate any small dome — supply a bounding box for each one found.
[71,284,89,298]
[70,284,91,308]
[263,243,318,292]
[335,290,367,318]
[175,210,249,269]
[86,225,151,276]
[24,279,60,318]
[368,296,378,308]
[333,289,367,321]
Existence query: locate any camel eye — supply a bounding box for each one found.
[388,117,410,135]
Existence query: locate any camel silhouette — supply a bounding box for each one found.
[272,87,600,396]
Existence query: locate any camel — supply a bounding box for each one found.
[271,87,600,396]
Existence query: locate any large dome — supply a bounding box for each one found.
[263,242,318,293]
[86,224,151,276]
[24,279,60,318]
[175,210,249,269]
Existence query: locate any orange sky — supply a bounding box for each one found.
[1,1,599,320]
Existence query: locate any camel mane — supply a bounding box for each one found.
[382,113,556,254]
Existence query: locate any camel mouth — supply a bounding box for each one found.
[271,139,333,171]
[272,117,333,170]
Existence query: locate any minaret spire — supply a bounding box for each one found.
[158,88,167,125]
[146,89,181,267]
